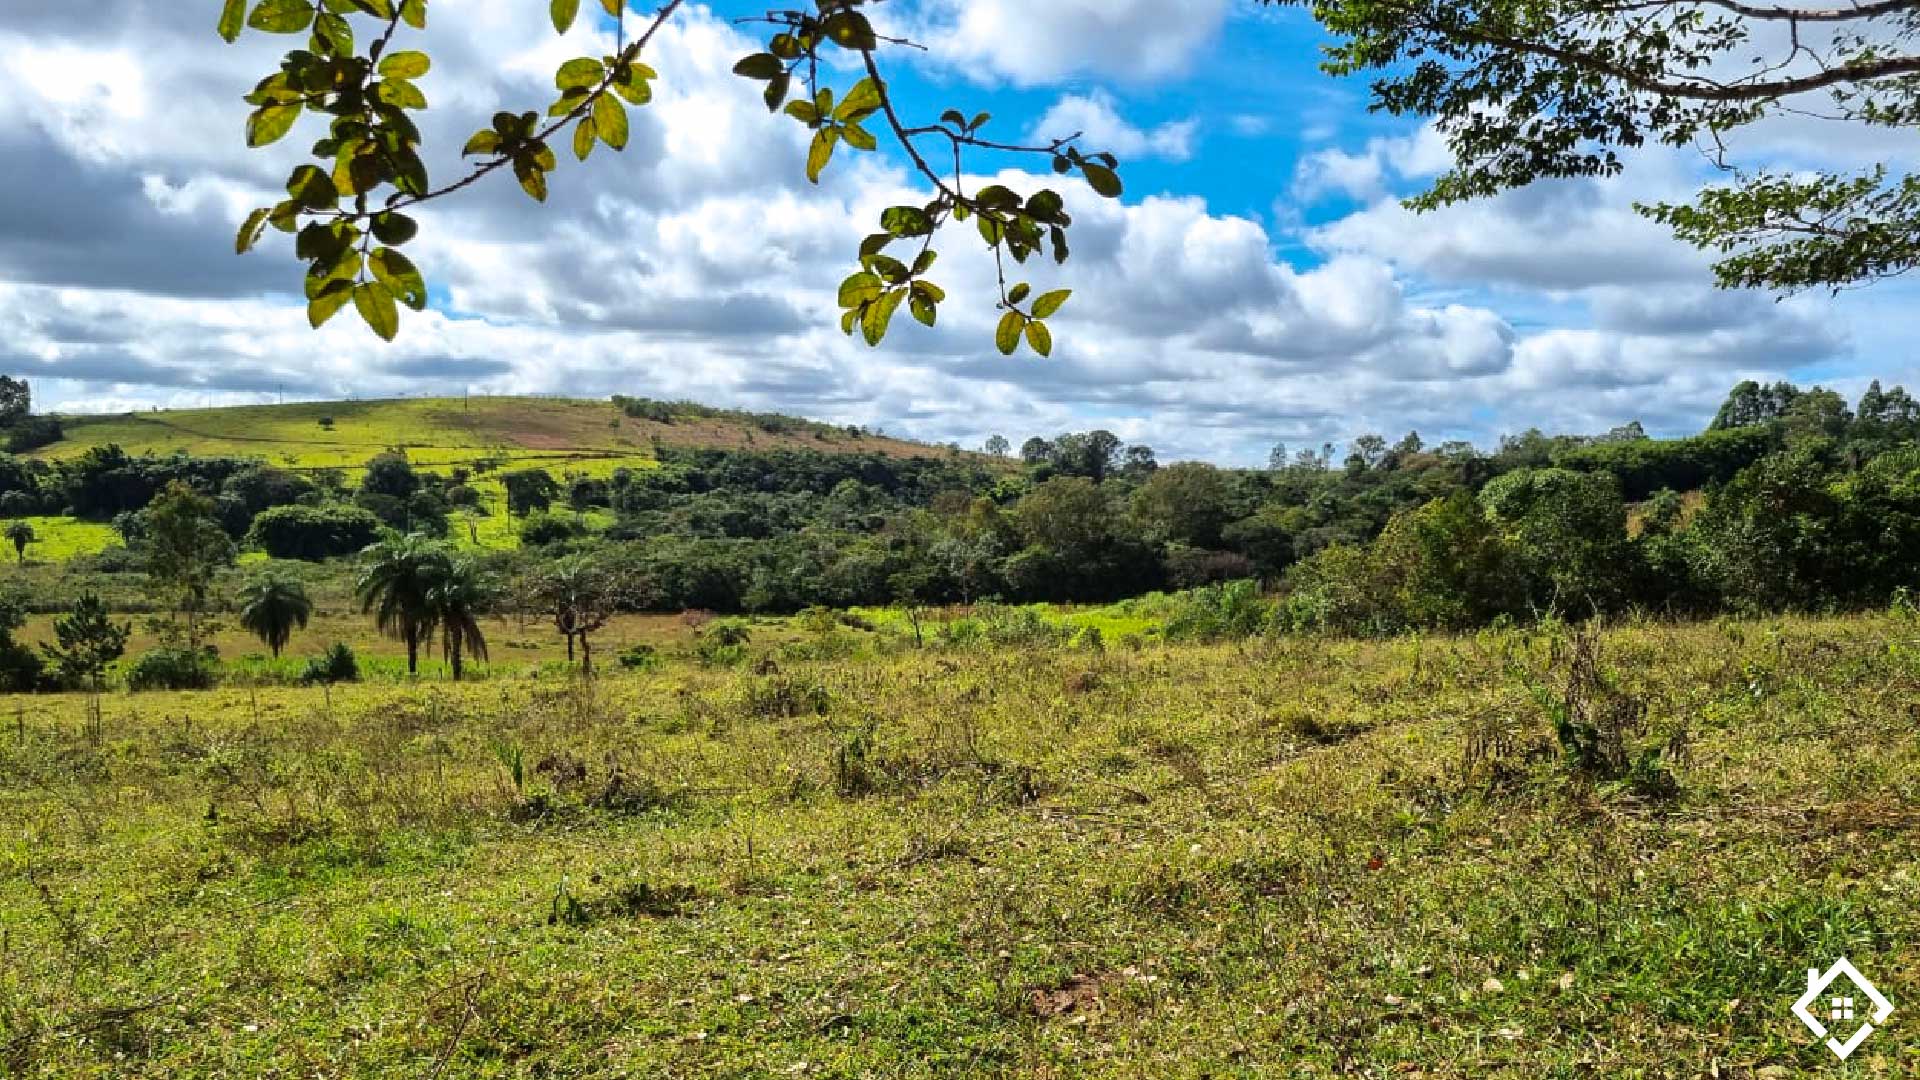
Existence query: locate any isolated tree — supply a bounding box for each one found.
[425,557,493,680]
[355,532,452,675]
[42,593,131,693]
[1272,0,1920,291]
[523,556,630,673]
[0,377,28,427]
[217,0,1120,351]
[4,521,34,565]
[984,435,1011,458]
[144,482,238,647]
[238,574,314,658]
[501,469,561,518]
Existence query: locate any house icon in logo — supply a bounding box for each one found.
[1792,958,1892,1060]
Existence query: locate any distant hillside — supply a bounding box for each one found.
[31,395,956,477]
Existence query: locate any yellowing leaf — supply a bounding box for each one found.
[995,311,1023,356]
[593,94,629,151]
[353,282,400,341]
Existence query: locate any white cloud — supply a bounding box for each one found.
[0,0,1889,466]
[910,0,1233,86]
[1030,91,1196,162]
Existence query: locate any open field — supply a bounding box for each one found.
[4,613,1919,1076]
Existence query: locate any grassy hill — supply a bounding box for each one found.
[20,396,959,557]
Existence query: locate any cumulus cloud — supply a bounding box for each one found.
[0,0,1885,465]
[910,0,1234,86]
[1030,91,1196,162]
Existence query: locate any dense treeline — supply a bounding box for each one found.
[3,380,1916,644]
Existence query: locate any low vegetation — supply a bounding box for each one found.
[5,611,1918,1075]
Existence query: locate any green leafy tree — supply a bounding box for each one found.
[355,532,452,675]
[144,482,238,647]
[1272,0,1920,291]
[217,0,1119,350]
[42,593,131,693]
[425,557,494,680]
[0,376,29,427]
[1132,462,1232,549]
[238,574,314,658]
[4,520,35,565]
[1481,468,1635,615]
[522,555,631,673]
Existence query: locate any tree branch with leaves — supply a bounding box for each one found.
[1271,0,1920,291]
[219,0,1125,353]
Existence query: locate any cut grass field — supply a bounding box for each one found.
[5,613,1919,1076]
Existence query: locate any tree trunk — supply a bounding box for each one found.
[566,632,575,663]
[581,633,593,676]
[407,633,419,675]
[451,638,463,681]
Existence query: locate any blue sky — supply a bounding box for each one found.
[0,0,1911,464]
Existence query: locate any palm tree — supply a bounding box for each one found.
[4,521,35,565]
[426,557,493,681]
[355,533,451,676]
[237,573,313,658]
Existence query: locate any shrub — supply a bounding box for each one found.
[520,510,587,547]
[301,643,360,685]
[4,415,62,454]
[246,503,384,561]
[616,644,660,671]
[125,646,218,692]
[1163,579,1272,642]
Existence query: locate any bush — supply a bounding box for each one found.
[4,416,62,454]
[302,643,360,685]
[1163,580,1273,642]
[246,503,384,561]
[125,646,218,692]
[616,644,660,671]
[520,510,587,547]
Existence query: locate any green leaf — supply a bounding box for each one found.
[822,10,878,51]
[312,13,353,55]
[881,206,934,238]
[375,79,428,110]
[995,312,1024,356]
[246,104,300,147]
[785,100,820,126]
[838,271,884,309]
[462,130,502,157]
[593,94,628,151]
[806,128,838,184]
[1025,320,1053,358]
[763,73,790,112]
[235,208,271,254]
[353,282,400,341]
[556,58,604,90]
[307,280,353,328]
[836,78,882,121]
[1083,163,1123,199]
[379,51,430,78]
[1008,282,1031,306]
[370,212,418,246]
[912,279,946,303]
[598,0,620,16]
[217,0,246,42]
[909,291,937,328]
[247,0,313,33]
[551,0,580,34]
[612,65,654,106]
[862,288,904,346]
[1030,289,1071,319]
[369,247,428,311]
[514,157,549,202]
[733,53,784,80]
[399,0,427,29]
[573,116,597,161]
[841,123,877,152]
[285,164,337,209]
